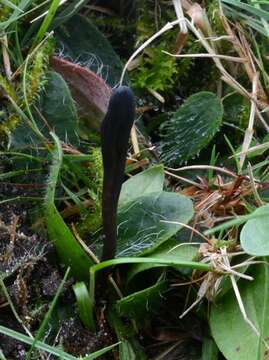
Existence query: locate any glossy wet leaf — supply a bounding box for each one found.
[210,263,269,360]
[159,92,223,165]
[240,204,269,255]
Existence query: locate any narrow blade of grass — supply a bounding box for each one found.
[31,0,61,49]
[0,325,77,360]
[45,133,94,279]
[73,282,96,332]
[0,0,24,12]
[26,267,70,360]
[82,342,121,360]
[89,258,212,306]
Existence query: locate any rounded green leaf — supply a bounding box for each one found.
[240,204,269,255]
[159,92,223,165]
[119,165,164,206]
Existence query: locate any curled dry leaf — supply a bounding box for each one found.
[187,3,210,36]
[51,56,112,131]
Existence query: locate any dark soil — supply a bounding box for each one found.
[0,183,112,359]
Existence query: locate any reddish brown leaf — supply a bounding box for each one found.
[51,56,112,131]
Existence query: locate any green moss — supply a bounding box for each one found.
[0,74,17,101]
[88,147,103,196]
[25,39,54,104]
[132,47,177,93]
[0,39,53,141]
[77,147,103,235]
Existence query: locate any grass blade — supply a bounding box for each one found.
[0,0,24,12]
[26,267,70,360]
[45,132,94,280]
[32,0,61,49]
[73,282,95,332]
[0,325,77,360]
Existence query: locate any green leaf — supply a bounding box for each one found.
[210,263,269,360]
[115,191,193,257]
[82,342,121,360]
[159,92,223,165]
[0,0,24,12]
[55,14,124,86]
[0,0,31,31]
[0,325,77,360]
[11,71,78,148]
[39,71,79,144]
[119,165,164,206]
[89,257,211,308]
[126,238,198,285]
[240,204,269,256]
[202,338,219,360]
[116,280,167,320]
[32,0,61,49]
[0,325,119,360]
[51,56,111,132]
[73,282,95,331]
[108,310,147,360]
[45,133,94,280]
[47,204,94,281]
[26,268,70,360]
[222,0,269,21]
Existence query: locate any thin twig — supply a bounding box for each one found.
[0,35,12,80]
[71,223,100,263]
[163,50,247,63]
[120,19,183,85]
[0,278,33,339]
[172,0,188,53]
[165,170,205,189]
[240,73,259,170]
[130,126,140,155]
[166,164,238,178]
[160,220,211,243]
[71,224,123,299]
[247,162,264,206]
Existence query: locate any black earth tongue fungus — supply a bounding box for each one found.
[101,86,135,263]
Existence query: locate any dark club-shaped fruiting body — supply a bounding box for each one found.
[101,86,135,261]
